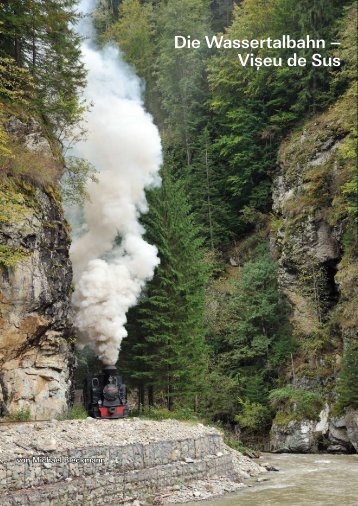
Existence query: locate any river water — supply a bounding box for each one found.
[184,453,358,506]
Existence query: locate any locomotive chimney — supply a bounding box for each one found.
[102,364,117,380]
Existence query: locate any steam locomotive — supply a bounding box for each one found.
[83,365,129,419]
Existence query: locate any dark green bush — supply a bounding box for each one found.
[336,340,358,411]
[269,385,324,422]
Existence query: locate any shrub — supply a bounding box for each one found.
[223,432,258,458]
[336,340,358,411]
[3,407,31,422]
[234,399,272,431]
[269,385,324,422]
[0,141,62,186]
[59,404,88,420]
[138,406,198,422]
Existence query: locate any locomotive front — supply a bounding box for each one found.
[83,365,129,419]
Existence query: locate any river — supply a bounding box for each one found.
[183,453,358,506]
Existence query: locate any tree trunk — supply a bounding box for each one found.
[205,140,215,251]
[14,38,21,66]
[167,368,173,411]
[138,383,145,412]
[148,384,154,407]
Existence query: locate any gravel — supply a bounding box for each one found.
[0,418,221,461]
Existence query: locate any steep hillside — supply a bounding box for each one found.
[269,82,357,452]
[0,115,74,420]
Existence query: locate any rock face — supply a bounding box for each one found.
[345,409,358,452]
[270,408,358,453]
[271,94,357,345]
[0,419,264,505]
[270,420,320,453]
[0,116,74,419]
[272,131,343,338]
[270,92,357,453]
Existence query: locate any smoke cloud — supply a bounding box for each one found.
[70,0,162,365]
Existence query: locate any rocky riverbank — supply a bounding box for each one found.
[182,453,358,506]
[270,406,358,453]
[0,418,265,505]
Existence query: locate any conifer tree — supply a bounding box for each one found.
[0,0,86,138]
[101,0,155,84]
[119,170,210,410]
[0,56,34,158]
[208,0,349,225]
[155,0,211,166]
[184,126,234,249]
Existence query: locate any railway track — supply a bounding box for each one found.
[0,419,51,426]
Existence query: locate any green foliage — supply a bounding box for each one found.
[91,0,235,248]
[138,406,198,422]
[332,3,357,86]
[73,347,103,389]
[200,368,240,421]
[93,0,120,34]
[0,56,35,104]
[0,0,86,139]
[155,0,210,156]
[0,56,35,158]
[99,0,352,250]
[59,403,88,420]
[336,340,358,411]
[183,127,235,248]
[3,407,31,422]
[269,385,324,422]
[61,156,98,205]
[339,109,358,217]
[222,432,257,458]
[119,170,210,410]
[208,0,348,222]
[0,182,28,223]
[224,244,294,369]
[102,0,155,84]
[211,0,235,32]
[298,262,333,324]
[0,244,28,268]
[235,399,272,431]
[203,240,295,430]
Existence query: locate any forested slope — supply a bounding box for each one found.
[93,0,357,449]
[0,0,356,448]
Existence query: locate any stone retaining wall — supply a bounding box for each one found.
[0,421,244,505]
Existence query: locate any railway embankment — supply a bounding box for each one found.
[0,418,265,505]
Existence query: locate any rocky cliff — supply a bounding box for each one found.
[0,115,74,420]
[269,84,357,453]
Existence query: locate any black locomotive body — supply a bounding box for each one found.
[83,365,129,419]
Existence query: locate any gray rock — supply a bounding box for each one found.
[345,409,358,451]
[270,407,358,454]
[324,409,358,453]
[264,465,280,472]
[0,146,74,419]
[5,116,53,157]
[33,438,57,452]
[327,444,347,453]
[270,419,320,453]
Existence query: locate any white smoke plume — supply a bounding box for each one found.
[70,0,162,365]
